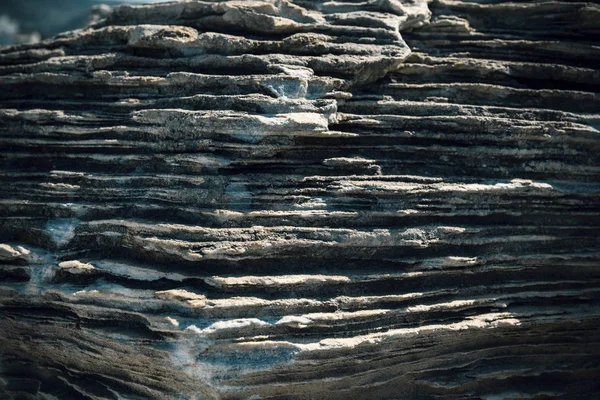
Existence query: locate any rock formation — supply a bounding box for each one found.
[0,0,599,399]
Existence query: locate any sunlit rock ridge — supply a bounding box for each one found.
[0,0,599,399]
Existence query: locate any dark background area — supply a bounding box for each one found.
[0,0,170,44]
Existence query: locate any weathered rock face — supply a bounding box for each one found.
[0,1,599,399]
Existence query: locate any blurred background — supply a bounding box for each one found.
[0,0,172,45]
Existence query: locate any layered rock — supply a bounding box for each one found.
[0,1,599,399]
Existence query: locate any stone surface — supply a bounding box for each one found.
[0,0,599,399]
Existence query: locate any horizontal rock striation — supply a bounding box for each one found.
[0,1,599,399]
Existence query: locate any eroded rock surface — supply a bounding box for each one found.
[0,1,599,399]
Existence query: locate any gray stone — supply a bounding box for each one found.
[0,0,599,399]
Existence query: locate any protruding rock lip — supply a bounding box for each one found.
[53,260,104,283]
[78,0,425,86]
[0,244,31,263]
[155,288,207,302]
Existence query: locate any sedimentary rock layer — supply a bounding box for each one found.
[0,1,599,399]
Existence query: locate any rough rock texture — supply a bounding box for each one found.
[0,0,599,399]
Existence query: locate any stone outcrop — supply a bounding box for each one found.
[0,1,599,399]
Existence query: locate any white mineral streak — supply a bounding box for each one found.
[241,313,521,352]
[206,274,351,287]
